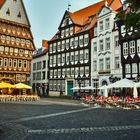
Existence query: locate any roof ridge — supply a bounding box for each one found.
[73,0,112,14]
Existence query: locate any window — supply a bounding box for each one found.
[13,59,17,68]
[58,69,61,76]
[105,37,110,50]
[42,60,46,69]
[24,60,27,68]
[99,59,104,71]
[132,63,137,73]
[106,58,110,70]
[9,59,12,67]
[85,67,89,74]
[115,57,119,69]
[37,62,41,70]
[84,35,89,44]
[93,42,97,52]
[66,39,69,50]
[33,63,36,70]
[5,47,9,52]
[36,72,41,80]
[93,61,97,71]
[74,37,78,47]
[105,18,110,29]
[61,41,65,51]
[121,25,126,33]
[80,52,84,61]
[70,27,73,35]
[125,64,130,73]
[4,58,8,67]
[19,49,24,54]
[79,36,83,46]
[66,28,69,37]
[99,40,104,51]
[53,43,56,53]
[0,58,2,66]
[18,60,22,68]
[61,30,64,38]
[25,50,28,54]
[123,42,128,55]
[62,69,65,76]
[114,36,119,47]
[71,54,74,61]
[10,48,13,53]
[70,38,74,48]
[137,39,140,53]
[62,54,65,63]
[57,42,61,51]
[66,55,70,62]
[92,79,99,88]
[57,54,61,64]
[85,51,89,60]
[42,71,46,80]
[99,21,103,31]
[129,41,135,54]
[0,46,4,52]
[33,73,36,80]
[49,44,53,53]
[94,26,97,36]
[14,48,18,53]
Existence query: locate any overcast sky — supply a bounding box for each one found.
[23,0,102,48]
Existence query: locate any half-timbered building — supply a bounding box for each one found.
[117,3,140,81]
[0,0,35,84]
[91,0,122,89]
[48,0,114,96]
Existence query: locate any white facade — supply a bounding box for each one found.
[91,6,122,88]
[31,48,48,96]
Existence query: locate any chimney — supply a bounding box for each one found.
[42,40,48,49]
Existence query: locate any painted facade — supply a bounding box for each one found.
[91,0,122,90]
[0,0,35,84]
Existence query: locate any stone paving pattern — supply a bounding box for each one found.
[0,98,140,140]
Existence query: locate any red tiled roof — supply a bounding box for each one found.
[69,0,113,26]
[110,0,122,11]
[0,0,5,8]
[50,0,122,41]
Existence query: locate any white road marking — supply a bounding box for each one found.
[27,125,140,134]
[14,107,96,123]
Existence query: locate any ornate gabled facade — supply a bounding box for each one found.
[117,2,140,81]
[48,0,114,96]
[91,0,122,90]
[0,0,35,84]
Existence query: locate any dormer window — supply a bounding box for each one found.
[17,12,21,18]
[6,8,10,15]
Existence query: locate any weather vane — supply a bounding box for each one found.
[68,1,71,11]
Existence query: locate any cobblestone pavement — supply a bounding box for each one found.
[0,101,140,140]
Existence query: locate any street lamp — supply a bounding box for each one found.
[77,74,82,88]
